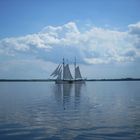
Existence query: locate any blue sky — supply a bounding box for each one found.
[1,0,140,38]
[0,0,140,79]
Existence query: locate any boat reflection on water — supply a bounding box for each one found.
[53,83,84,110]
[0,82,140,140]
[74,83,83,109]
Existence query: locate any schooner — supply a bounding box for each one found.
[50,58,85,84]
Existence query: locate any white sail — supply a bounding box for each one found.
[63,64,73,80]
[66,64,73,80]
[63,64,66,80]
[50,64,60,77]
[75,66,82,79]
[57,65,62,79]
[57,69,62,79]
[50,64,62,80]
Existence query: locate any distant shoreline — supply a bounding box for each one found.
[0,78,140,82]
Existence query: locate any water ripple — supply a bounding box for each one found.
[0,81,140,139]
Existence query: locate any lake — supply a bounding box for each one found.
[0,81,140,140]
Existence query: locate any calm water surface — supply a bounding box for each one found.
[0,81,140,140]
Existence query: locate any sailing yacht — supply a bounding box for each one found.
[50,58,85,84]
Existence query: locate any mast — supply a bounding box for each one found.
[62,58,73,80]
[74,57,76,80]
[63,58,65,80]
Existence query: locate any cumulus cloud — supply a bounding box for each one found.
[128,22,140,49]
[128,22,140,36]
[0,21,140,64]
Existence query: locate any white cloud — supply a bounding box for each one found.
[0,21,140,64]
[128,22,140,36]
[128,22,140,50]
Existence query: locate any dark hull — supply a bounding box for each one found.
[55,79,85,84]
